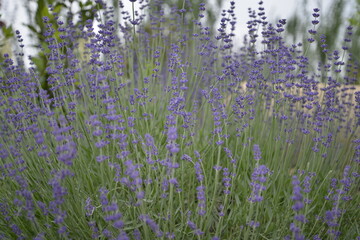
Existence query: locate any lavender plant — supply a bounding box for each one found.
[0,0,359,239]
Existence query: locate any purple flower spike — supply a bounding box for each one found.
[248,164,270,203]
[253,144,262,161]
[139,214,163,237]
[167,126,178,141]
[289,175,310,239]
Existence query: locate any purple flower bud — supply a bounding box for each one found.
[294,214,308,223]
[311,20,319,25]
[247,220,260,228]
[187,220,197,230]
[167,126,178,141]
[139,215,163,237]
[253,144,262,161]
[113,220,124,229]
[166,143,179,153]
[308,29,317,35]
[307,38,315,43]
[92,129,103,136]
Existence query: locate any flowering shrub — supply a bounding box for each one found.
[0,0,359,239]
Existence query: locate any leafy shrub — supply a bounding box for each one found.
[0,1,359,239]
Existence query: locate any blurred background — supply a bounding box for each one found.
[0,0,359,81]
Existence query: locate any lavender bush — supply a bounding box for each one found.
[0,0,359,239]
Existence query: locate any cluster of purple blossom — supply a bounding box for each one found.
[0,0,359,239]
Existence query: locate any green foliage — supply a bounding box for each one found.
[0,19,14,60]
[163,0,220,29]
[348,0,360,65]
[285,0,360,83]
[1,24,14,39]
[349,0,360,27]
[23,0,102,93]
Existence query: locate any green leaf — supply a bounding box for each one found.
[53,2,66,14]
[24,24,39,35]
[34,0,50,30]
[1,26,14,38]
